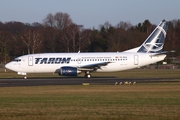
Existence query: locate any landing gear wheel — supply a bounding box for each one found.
[84,71,92,78]
[87,74,91,78]
[84,74,91,78]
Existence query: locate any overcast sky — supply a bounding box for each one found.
[0,0,180,28]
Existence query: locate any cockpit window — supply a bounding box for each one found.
[13,58,21,62]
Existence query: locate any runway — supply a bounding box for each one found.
[0,77,179,87]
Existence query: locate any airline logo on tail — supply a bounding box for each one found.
[138,20,169,53]
[141,39,164,53]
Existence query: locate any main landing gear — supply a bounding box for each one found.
[84,71,92,78]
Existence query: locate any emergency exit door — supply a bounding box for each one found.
[28,56,33,66]
[134,55,138,65]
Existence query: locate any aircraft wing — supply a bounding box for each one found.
[78,62,111,71]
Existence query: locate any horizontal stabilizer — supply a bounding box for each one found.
[149,50,175,57]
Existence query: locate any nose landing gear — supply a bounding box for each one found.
[17,72,27,79]
[24,76,27,79]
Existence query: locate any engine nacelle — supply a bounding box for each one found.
[59,67,81,76]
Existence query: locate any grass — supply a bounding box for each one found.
[0,68,180,119]
[0,84,180,120]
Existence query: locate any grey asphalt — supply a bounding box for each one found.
[0,77,179,87]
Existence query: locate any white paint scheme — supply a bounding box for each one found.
[5,20,169,78]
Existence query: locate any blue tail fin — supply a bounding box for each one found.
[137,20,169,53]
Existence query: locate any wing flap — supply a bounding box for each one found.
[78,62,111,71]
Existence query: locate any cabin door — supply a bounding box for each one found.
[28,56,33,66]
[134,55,138,65]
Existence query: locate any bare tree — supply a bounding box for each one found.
[43,13,55,27]
[61,30,70,52]
[116,21,132,30]
[54,12,74,52]
[43,12,74,52]
[54,12,72,30]
[66,23,78,52]
[43,27,58,52]
[77,26,91,51]
[21,30,31,54]
[31,30,42,54]
[21,30,42,54]
[60,24,90,52]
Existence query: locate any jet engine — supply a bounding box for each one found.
[59,66,81,76]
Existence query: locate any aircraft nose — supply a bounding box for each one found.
[5,62,12,70]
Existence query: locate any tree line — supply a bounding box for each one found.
[0,12,180,63]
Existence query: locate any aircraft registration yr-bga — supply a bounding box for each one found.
[5,20,171,79]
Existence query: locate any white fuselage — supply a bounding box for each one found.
[5,52,166,74]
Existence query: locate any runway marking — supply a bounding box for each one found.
[82,83,90,85]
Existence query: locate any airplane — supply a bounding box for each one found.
[5,20,170,79]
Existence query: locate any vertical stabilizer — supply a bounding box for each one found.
[137,20,169,53]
